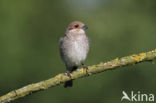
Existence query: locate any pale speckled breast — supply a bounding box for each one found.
[60,32,89,68]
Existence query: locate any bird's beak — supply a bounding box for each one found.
[82,25,88,30]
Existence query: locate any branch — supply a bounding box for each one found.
[0,49,156,103]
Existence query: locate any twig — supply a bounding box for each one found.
[0,49,156,103]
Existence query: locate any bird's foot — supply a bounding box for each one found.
[66,70,71,78]
[82,64,89,75]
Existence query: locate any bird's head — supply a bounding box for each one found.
[66,21,88,34]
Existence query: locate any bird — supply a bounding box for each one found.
[59,21,89,88]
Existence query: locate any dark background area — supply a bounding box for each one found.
[0,0,156,103]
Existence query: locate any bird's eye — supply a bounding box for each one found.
[74,24,79,28]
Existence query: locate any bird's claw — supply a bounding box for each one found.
[66,70,71,78]
[82,65,89,75]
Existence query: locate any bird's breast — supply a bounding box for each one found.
[64,35,89,66]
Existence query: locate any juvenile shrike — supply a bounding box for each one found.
[59,21,89,87]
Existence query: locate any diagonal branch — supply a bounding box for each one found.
[0,49,156,103]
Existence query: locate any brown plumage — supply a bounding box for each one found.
[59,21,89,87]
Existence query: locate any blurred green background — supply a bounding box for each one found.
[0,0,156,103]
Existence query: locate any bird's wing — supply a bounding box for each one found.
[59,37,64,57]
[59,37,63,47]
[59,37,65,61]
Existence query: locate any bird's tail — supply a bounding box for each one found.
[64,80,73,88]
[64,66,78,88]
